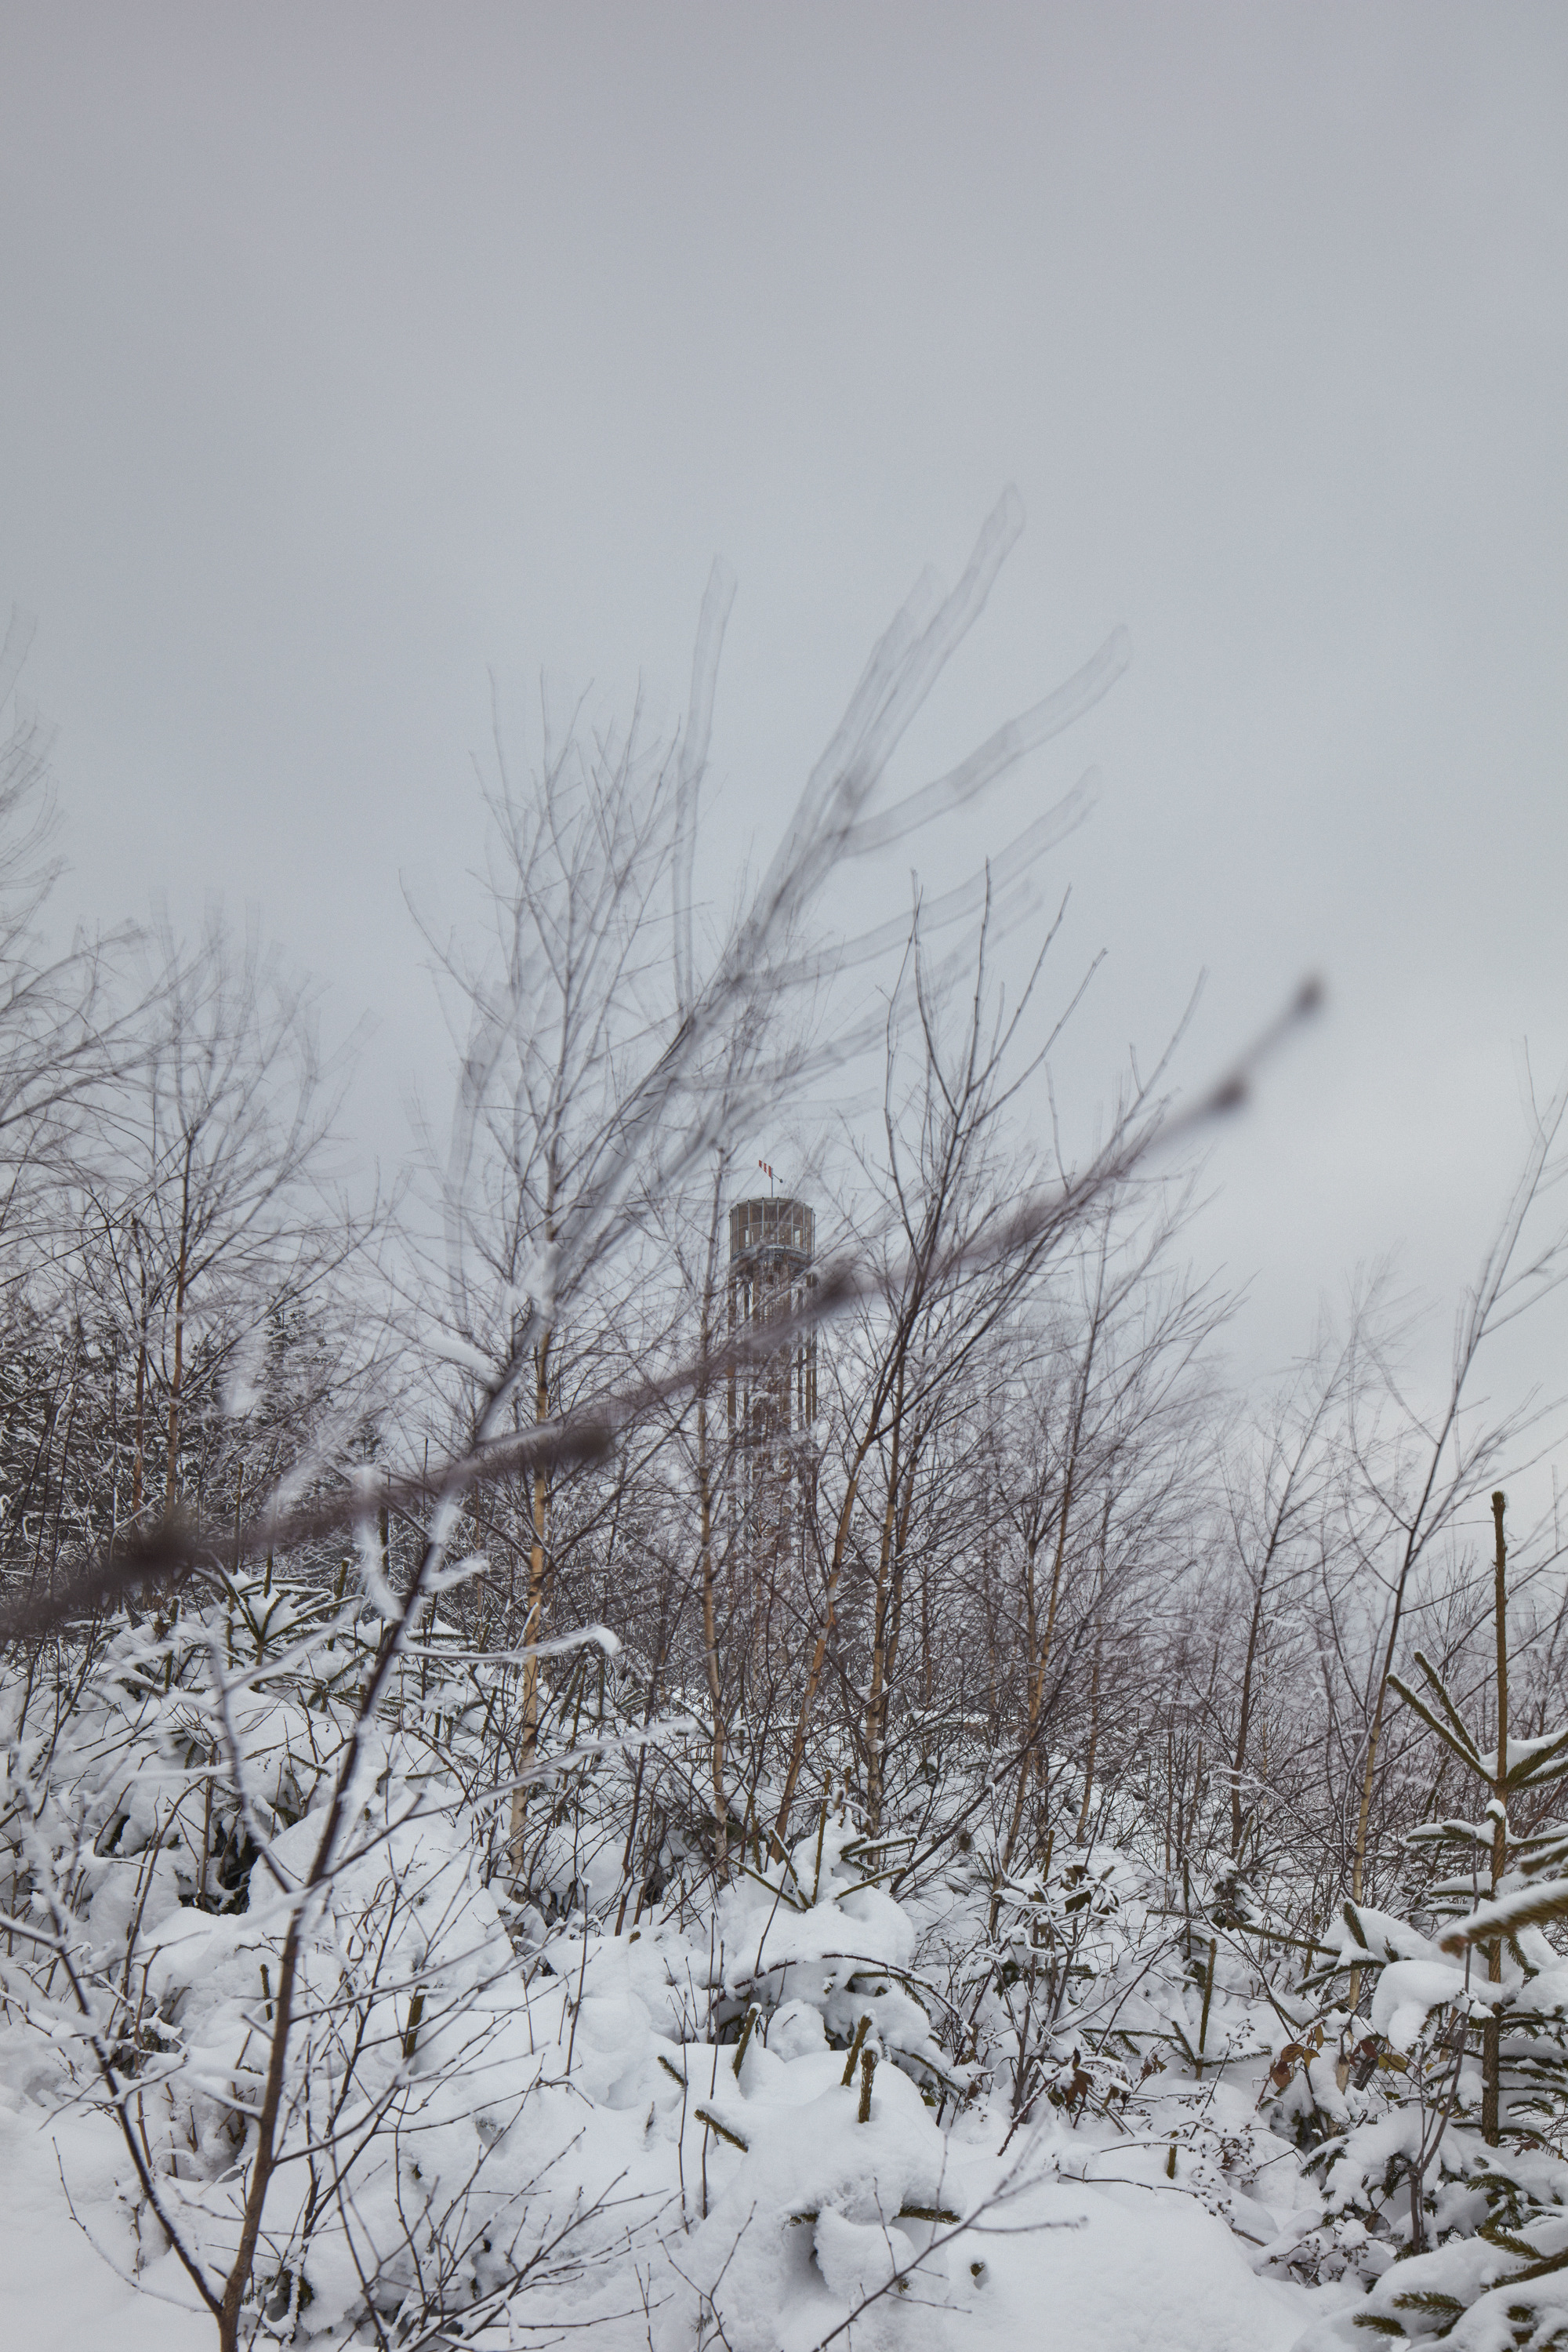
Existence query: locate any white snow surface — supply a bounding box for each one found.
[0,2094,210,2352]
[0,1668,1355,2350]
[0,2081,1332,2352]
[943,2172,1323,2352]
[1370,1957,1472,2050]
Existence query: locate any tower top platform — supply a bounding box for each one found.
[729,1197,814,1263]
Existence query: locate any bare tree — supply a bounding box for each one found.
[0,612,156,1322]
[70,909,368,1540]
[0,502,1356,2352]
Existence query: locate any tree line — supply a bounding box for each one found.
[4,509,1568,2346]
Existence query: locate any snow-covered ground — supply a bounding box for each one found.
[0,1599,1440,2350]
[0,2087,1341,2352]
[946,2175,1326,2352]
[0,2096,211,2352]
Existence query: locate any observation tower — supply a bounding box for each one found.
[727,1194,817,1597]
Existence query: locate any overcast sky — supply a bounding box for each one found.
[2,3,1565,1403]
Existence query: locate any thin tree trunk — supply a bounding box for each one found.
[164,1159,192,1517]
[862,1367,907,1832]
[772,1425,881,1853]
[1076,1629,1102,1844]
[1231,1584,1265,1859]
[1348,1509,1436,2013]
[509,1326,553,1875]
[131,1325,147,1521]
[1483,1489,1508,2146]
[879,1462,919,1769]
[219,1911,302,2350]
[992,1457,1076,1931]
[698,1378,728,1878]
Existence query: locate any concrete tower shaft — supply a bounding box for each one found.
[727,1196,817,1617]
